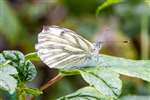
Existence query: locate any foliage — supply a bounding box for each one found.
[0,62,17,94]
[121,96,150,100]
[1,50,149,99]
[0,0,150,100]
[96,0,122,16]
[0,0,23,44]
[80,68,122,97]
[57,87,113,100]
[2,51,37,82]
[26,52,150,100]
[0,51,41,99]
[96,54,150,82]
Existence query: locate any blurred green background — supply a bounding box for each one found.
[0,0,150,100]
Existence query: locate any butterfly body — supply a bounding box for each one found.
[36,25,100,69]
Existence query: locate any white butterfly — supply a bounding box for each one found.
[35,25,101,70]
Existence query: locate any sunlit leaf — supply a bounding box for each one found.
[0,64,17,75]
[0,65,17,94]
[96,54,150,82]
[80,68,122,97]
[121,96,150,100]
[57,86,114,100]
[2,50,37,82]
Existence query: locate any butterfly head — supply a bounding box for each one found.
[91,41,102,55]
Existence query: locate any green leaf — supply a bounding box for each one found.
[0,60,11,67]
[96,54,150,82]
[24,3,50,20]
[25,52,40,61]
[3,50,25,61]
[20,60,37,81]
[0,0,22,44]
[2,50,37,82]
[96,0,122,16]
[57,86,113,100]
[80,68,122,97]
[121,96,150,100]
[0,64,18,94]
[0,64,17,75]
[0,54,6,64]
[24,87,42,96]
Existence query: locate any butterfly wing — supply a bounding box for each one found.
[35,25,94,69]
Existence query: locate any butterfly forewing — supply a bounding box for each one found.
[35,25,94,69]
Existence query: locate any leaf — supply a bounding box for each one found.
[2,50,37,82]
[96,54,150,82]
[0,54,6,64]
[57,86,113,100]
[19,60,37,81]
[0,0,22,44]
[2,50,25,63]
[0,54,11,67]
[25,52,40,61]
[0,64,18,94]
[96,0,122,16]
[120,96,150,100]
[0,60,11,67]
[0,64,17,75]
[24,2,50,20]
[80,68,122,97]
[18,52,37,81]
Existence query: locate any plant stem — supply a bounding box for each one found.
[30,74,63,100]
[16,83,26,100]
[40,74,63,91]
[16,93,26,100]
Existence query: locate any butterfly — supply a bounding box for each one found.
[35,25,102,70]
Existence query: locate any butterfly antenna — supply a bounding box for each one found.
[98,40,129,44]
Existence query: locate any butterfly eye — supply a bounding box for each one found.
[60,31,65,36]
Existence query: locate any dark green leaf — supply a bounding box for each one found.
[23,60,37,81]
[3,51,25,63]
